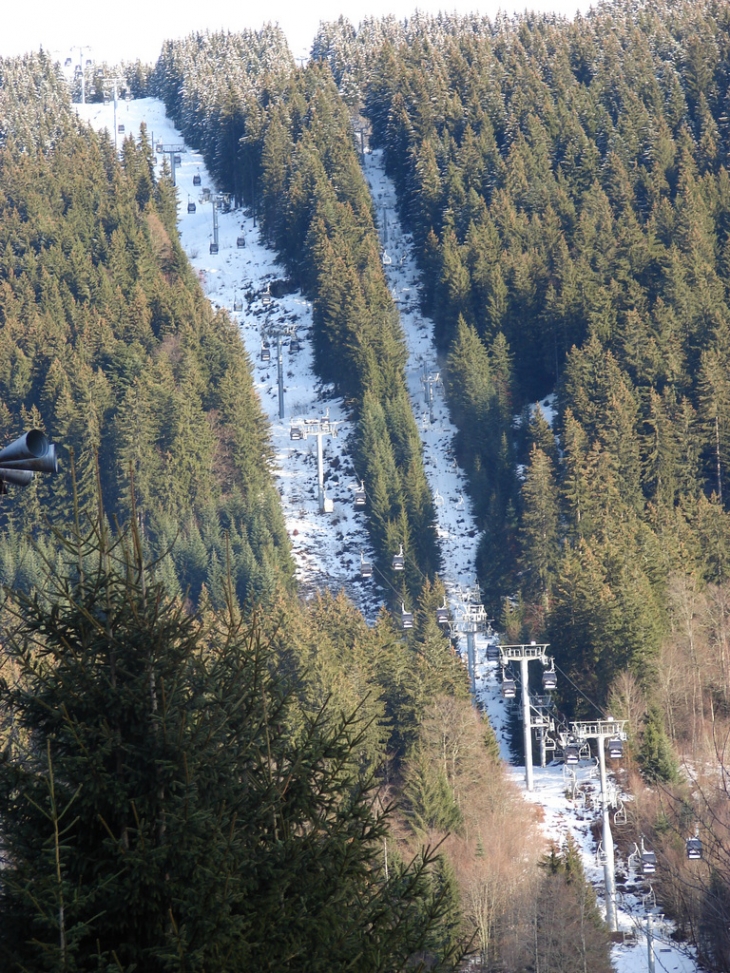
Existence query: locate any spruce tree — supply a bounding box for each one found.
[0,505,463,973]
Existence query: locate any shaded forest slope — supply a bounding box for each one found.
[0,52,293,608]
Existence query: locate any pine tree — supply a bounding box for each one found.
[519,446,560,606]
[0,505,464,973]
[638,705,680,783]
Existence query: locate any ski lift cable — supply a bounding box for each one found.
[369,548,450,621]
[552,661,605,718]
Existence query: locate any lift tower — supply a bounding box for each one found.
[261,324,298,420]
[156,144,186,187]
[290,411,340,513]
[497,643,551,792]
[451,585,490,695]
[420,366,441,425]
[569,719,627,932]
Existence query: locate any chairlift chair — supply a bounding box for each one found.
[187,199,196,214]
[381,249,392,265]
[614,804,628,826]
[686,837,702,860]
[607,738,624,760]
[501,674,516,699]
[237,236,246,248]
[354,482,366,508]
[64,57,72,67]
[401,605,414,630]
[85,59,92,67]
[193,173,201,186]
[564,743,580,765]
[542,668,557,691]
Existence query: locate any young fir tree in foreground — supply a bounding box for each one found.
[0,501,463,973]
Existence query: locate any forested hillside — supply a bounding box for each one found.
[153,31,441,603]
[4,2,730,966]
[0,52,293,608]
[312,3,730,964]
[0,48,567,972]
[312,1,730,712]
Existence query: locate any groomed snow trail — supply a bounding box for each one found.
[77,97,701,973]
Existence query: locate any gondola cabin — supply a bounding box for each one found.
[486,644,501,663]
[542,669,557,691]
[261,346,271,363]
[501,677,516,699]
[392,548,405,571]
[401,607,414,630]
[233,298,243,312]
[435,606,449,625]
[209,242,219,255]
[193,173,201,186]
[354,483,366,508]
[607,738,624,760]
[686,838,702,860]
[641,851,657,875]
[173,154,181,165]
[360,554,373,579]
[118,124,125,133]
[187,200,196,214]
[290,425,304,441]
[564,743,580,765]
[237,236,246,248]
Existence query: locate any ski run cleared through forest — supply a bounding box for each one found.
[77,97,699,973]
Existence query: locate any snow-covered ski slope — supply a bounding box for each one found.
[76,97,700,973]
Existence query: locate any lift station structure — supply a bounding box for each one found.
[156,144,186,187]
[568,719,627,932]
[450,584,491,695]
[290,411,340,513]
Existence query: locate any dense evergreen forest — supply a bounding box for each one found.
[153,31,442,604]
[4,0,730,966]
[0,48,574,973]
[0,52,293,610]
[311,2,730,964]
[320,0,730,718]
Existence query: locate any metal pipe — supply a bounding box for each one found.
[646,911,655,973]
[466,628,476,695]
[316,433,324,512]
[598,735,617,931]
[521,657,533,792]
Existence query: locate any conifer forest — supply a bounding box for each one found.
[2,1,730,970]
